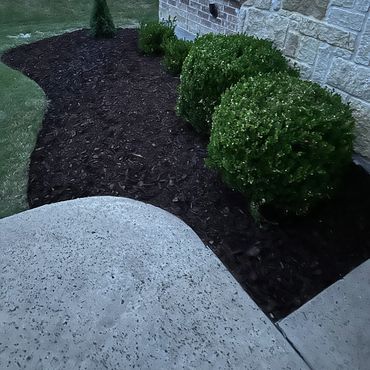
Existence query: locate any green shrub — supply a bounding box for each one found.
[163,38,193,75]
[138,18,176,55]
[90,0,116,38]
[176,33,298,135]
[207,74,354,215]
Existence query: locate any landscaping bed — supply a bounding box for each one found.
[3,28,370,320]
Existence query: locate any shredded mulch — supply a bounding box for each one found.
[3,29,370,320]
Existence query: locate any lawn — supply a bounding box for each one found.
[0,0,158,218]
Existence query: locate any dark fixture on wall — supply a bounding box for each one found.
[209,2,218,18]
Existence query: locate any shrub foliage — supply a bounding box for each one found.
[163,37,193,75]
[207,74,354,215]
[176,33,298,135]
[90,0,116,38]
[138,18,176,55]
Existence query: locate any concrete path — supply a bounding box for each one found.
[0,197,307,370]
[278,260,370,370]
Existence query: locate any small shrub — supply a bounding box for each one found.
[177,33,298,135]
[90,0,116,39]
[207,74,354,215]
[163,37,193,75]
[138,18,176,55]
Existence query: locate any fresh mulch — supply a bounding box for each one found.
[3,29,370,321]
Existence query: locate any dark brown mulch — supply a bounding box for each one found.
[3,29,370,321]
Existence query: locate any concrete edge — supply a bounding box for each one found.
[174,26,196,41]
[353,153,370,174]
[0,196,203,245]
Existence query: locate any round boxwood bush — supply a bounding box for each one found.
[138,18,176,55]
[176,33,298,135]
[207,74,355,215]
[163,37,193,75]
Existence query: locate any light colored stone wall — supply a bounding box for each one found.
[159,0,242,35]
[239,0,370,159]
[159,1,370,159]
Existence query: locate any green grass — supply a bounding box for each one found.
[0,0,158,219]
[0,1,158,28]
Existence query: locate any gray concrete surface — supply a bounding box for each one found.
[0,197,307,370]
[278,260,370,370]
[175,26,196,41]
[353,153,370,174]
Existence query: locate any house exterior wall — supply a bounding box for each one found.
[159,0,242,34]
[158,0,370,160]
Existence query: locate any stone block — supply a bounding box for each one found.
[187,13,199,23]
[187,19,202,34]
[296,35,320,64]
[282,0,330,20]
[327,8,366,32]
[189,1,201,10]
[311,49,332,83]
[330,0,355,8]
[331,46,353,59]
[327,58,370,101]
[292,60,313,79]
[272,0,282,11]
[197,9,210,20]
[238,7,249,32]
[354,0,370,12]
[226,15,238,28]
[170,7,188,19]
[256,0,272,10]
[350,98,370,158]
[287,19,300,32]
[279,9,304,22]
[224,5,237,15]
[299,18,356,50]
[242,8,289,49]
[178,1,188,10]
[355,17,370,65]
[284,31,299,57]
[330,0,355,6]
[311,44,353,84]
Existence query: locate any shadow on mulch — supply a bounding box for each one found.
[3,29,370,321]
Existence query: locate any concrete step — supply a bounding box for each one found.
[175,26,196,41]
[278,260,370,370]
[0,197,307,370]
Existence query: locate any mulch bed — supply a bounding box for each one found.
[3,29,370,321]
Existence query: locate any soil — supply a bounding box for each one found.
[3,28,370,321]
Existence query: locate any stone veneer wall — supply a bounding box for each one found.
[159,1,243,34]
[159,0,370,160]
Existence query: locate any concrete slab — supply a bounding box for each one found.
[0,197,307,370]
[175,26,196,41]
[278,260,370,370]
[353,153,370,174]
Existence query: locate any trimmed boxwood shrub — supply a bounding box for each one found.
[176,33,298,135]
[90,0,116,39]
[163,37,193,75]
[138,18,176,55]
[207,74,355,215]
